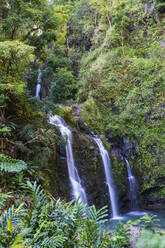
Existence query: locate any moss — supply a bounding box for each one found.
[80,99,104,134]
[57,106,76,128]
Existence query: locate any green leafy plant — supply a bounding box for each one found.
[0,203,27,248]
[17,182,129,248]
[135,230,165,248]
[78,205,110,248]
[137,213,160,230]
[50,67,77,104]
[110,221,132,248]
[0,190,12,210]
[22,181,49,209]
[0,154,27,173]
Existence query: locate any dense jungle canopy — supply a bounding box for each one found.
[0,0,165,247]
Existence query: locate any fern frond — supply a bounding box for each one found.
[0,154,27,173]
[0,190,13,209]
[23,181,49,209]
[10,232,27,248]
[38,234,67,248]
[0,203,27,230]
[0,205,15,229]
[88,205,108,224]
[19,124,36,142]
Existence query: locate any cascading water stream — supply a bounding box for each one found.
[94,138,119,218]
[35,68,42,99]
[49,115,88,204]
[125,158,138,210]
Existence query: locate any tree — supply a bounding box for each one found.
[0,0,68,56]
[0,41,34,123]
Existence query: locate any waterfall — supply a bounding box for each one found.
[94,138,119,218]
[49,115,88,204]
[35,68,42,99]
[125,159,138,210]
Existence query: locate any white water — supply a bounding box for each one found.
[94,138,119,218]
[49,115,88,204]
[35,68,42,99]
[125,159,138,210]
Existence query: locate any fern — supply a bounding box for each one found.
[37,235,67,248]
[10,233,27,248]
[0,203,27,230]
[0,190,13,209]
[110,221,131,248]
[2,183,127,248]
[78,205,110,248]
[19,124,36,142]
[88,205,108,224]
[22,181,49,209]
[0,154,27,173]
[137,213,160,230]
[0,203,27,248]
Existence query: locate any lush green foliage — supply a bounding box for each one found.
[137,213,160,230]
[50,67,76,103]
[73,0,165,195]
[0,182,131,248]
[135,230,165,248]
[0,0,165,246]
[110,221,132,247]
[0,0,67,195]
[0,203,27,248]
[0,154,27,173]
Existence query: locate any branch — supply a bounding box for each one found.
[23,136,40,146]
[106,14,112,30]
[11,27,16,40]
[21,27,41,41]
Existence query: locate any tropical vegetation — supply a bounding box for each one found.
[0,0,165,247]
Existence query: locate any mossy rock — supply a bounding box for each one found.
[57,105,76,128]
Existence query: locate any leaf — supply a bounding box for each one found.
[0,154,27,173]
[7,219,12,233]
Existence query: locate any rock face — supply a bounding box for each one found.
[142,178,165,210]
[55,127,108,208]
[47,134,70,201]
[73,131,107,207]
[49,105,164,212]
[106,134,137,159]
[53,106,129,211]
[72,104,94,134]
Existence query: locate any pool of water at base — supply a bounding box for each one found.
[106,210,165,230]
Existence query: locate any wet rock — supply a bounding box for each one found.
[141,179,165,210]
[72,104,94,134]
[47,150,70,201]
[160,41,165,48]
[106,134,137,159]
[72,130,109,208]
[59,144,66,157]
[72,104,85,121]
